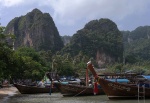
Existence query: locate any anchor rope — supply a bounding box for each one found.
[73,87,89,97]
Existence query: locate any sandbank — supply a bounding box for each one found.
[0,87,18,101]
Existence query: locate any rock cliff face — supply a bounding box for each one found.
[61,35,72,45]
[96,50,115,67]
[122,26,150,62]
[62,18,123,67]
[4,8,64,52]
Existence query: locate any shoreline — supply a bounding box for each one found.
[0,86,18,102]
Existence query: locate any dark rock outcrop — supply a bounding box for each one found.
[4,8,64,52]
[62,18,123,67]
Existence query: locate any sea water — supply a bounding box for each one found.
[3,93,150,103]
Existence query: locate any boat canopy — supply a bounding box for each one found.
[135,75,150,81]
[142,75,150,80]
[106,79,129,83]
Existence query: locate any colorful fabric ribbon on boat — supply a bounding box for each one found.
[94,82,98,95]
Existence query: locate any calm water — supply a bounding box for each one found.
[2,93,150,103]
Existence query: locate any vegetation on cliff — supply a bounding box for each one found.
[4,8,64,52]
[1,8,150,81]
[123,26,150,64]
[62,18,123,67]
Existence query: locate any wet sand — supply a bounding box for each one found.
[0,86,18,102]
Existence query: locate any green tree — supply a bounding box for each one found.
[12,47,49,80]
[0,25,15,81]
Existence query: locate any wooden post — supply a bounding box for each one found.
[86,68,89,86]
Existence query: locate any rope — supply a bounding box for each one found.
[73,87,89,97]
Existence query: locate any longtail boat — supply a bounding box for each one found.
[46,69,104,96]
[54,83,104,96]
[87,61,150,100]
[14,83,58,94]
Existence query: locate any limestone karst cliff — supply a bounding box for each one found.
[4,8,64,52]
[62,18,123,67]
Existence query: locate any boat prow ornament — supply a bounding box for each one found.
[87,61,98,79]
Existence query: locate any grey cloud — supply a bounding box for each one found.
[0,0,150,35]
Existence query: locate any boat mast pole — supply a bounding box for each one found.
[86,68,89,86]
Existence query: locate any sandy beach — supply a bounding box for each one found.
[0,86,18,101]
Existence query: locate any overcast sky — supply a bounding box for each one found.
[0,0,150,36]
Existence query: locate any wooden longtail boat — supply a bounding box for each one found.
[54,83,104,96]
[87,61,150,100]
[53,68,104,96]
[14,83,58,94]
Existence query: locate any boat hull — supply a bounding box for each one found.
[55,83,104,96]
[14,83,58,94]
[98,78,150,99]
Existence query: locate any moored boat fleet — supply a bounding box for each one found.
[12,61,150,100]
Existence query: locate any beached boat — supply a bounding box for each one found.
[46,69,104,96]
[54,83,104,96]
[13,83,58,94]
[87,61,150,99]
[93,77,150,99]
